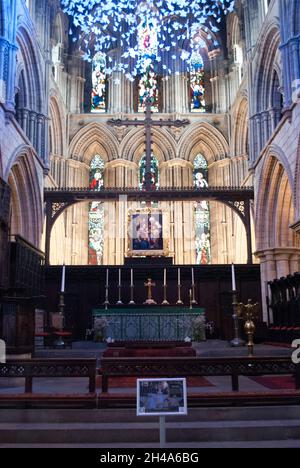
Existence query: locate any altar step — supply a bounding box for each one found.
[1,407,300,446]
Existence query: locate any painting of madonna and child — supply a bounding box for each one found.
[137,378,187,416]
[128,209,167,257]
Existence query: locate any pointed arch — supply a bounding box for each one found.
[6,148,43,248]
[255,149,297,252]
[68,123,119,163]
[253,22,281,115]
[49,93,66,157]
[121,127,176,164]
[16,25,44,113]
[178,122,229,164]
[232,96,249,157]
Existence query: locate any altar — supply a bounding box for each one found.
[92,307,205,342]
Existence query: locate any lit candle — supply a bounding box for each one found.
[131,269,133,286]
[106,268,109,287]
[119,268,121,287]
[231,263,236,291]
[192,267,195,285]
[164,268,167,286]
[61,264,65,293]
[178,268,181,286]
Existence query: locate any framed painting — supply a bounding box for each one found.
[127,208,169,257]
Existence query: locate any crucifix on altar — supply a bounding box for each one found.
[144,278,157,305]
[107,97,190,191]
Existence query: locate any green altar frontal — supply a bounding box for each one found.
[92,307,206,341]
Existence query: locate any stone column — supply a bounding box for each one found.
[290,253,300,274]
[36,115,44,158]
[275,251,291,279]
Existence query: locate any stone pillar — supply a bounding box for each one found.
[275,252,291,279]
[290,253,300,274]
[36,115,44,157]
[29,112,36,146]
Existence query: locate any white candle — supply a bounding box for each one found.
[192,267,195,285]
[61,264,65,293]
[231,263,236,291]
[164,269,167,286]
[119,268,121,287]
[106,268,109,287]
[178,268,181,286]
[131,269,133,286]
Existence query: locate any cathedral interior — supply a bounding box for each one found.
[2,0,300,449]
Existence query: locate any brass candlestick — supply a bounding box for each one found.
[116,284,123,305]
[58,292,65,328]
[176,284,183,305]
[129,284,135,305]
[237,299,259,357]
[54,292,65,348]
[162,284,169,305]
[191,284,197,305]
[230,290,245,347]
[103,284,110,310]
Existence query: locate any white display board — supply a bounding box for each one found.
[137,378,187,417]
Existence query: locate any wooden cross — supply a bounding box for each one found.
[107,98,190,191]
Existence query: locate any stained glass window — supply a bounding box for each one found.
[91,52,107,112]
[88,156,105,265]
[190,52,206,113]
[139,153,159,190]
[194,154,211,264]
[138,19,159,112]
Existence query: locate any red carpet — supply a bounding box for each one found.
[97,375,214,389]
[263,342,292,349]
[250,375,295,390]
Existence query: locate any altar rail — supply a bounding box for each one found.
[0,356,299,408]
[100,356,299,393]
[0,358,97,408]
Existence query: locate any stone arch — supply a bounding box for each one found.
[49,93,65,157]
[232,96,249,157]
[68,123,119,163]
[255,151,297,252]
[121,127,176,165]
[254,23,281,115]
[51,11,68,82]
[6,148,43,248]
[227,13,242,47]
[16,25,44,113]
[178,123,229,165]
[52,11,65,45]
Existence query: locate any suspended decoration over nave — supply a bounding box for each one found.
[61,0,235,79]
